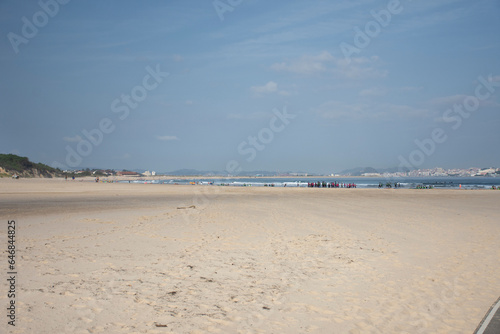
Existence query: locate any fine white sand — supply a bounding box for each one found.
[1,178,499,333]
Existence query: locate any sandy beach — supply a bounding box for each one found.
[1,178,499,333]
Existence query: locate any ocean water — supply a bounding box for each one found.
[119,176,500,190]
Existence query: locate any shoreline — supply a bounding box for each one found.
[2,176,499,192]
[3,174,499,182]
[3,174,500,181]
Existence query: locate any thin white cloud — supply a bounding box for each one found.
[157,135,179,141]
[204,1,375,59]
[400,86,423,93]
[334,56,388,79]
[270,51,333,75]
[315,100,429,120]
[251,81,278,95]
[430,94,499,110]
[393,2,472,35]
[185,100,193,105]
[63,135,82,142]
[359,87,387,97]
[381,104,430,118]
[316,101,368,119]
[251,1,374,35]
[271,52,387,79]
[227,111,272,120]
[429,95,467,107]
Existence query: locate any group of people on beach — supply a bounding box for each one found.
[308,181,356,188]
[415,184,434,189]
[379,182,402,188]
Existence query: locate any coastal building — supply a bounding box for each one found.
[476,168,498,176]
[362,173,381,177]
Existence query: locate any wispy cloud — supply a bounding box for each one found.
[315,100,429,120]
[250,81,290,97]
[400,86,423,93]
[227,111,272,120]
[359,87,387,97]
[429,94,499,110]
[205,1,373,58]
[393,1,472,35]
[250,0,374,35]
[315,101,368,119]
[271,52,333,75]
[429,95,467,107]
[271,52,387,79]
[63,135,82,142]
[156,135,179,141]
[251,81,278,94]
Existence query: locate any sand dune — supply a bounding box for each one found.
[1,178,499,333]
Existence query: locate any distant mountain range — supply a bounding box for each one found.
[339,166,412,176]
[160,168,410,177]
[159,169,305,177]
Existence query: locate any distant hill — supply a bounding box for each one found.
[162,169,301,177]
[163,169,219,176]
[0,154,63,178]
[340,166,412,176]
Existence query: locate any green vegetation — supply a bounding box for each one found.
[0,153,62,177]
[72,168,108,177]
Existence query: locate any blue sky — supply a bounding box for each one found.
[1,0,499,174]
